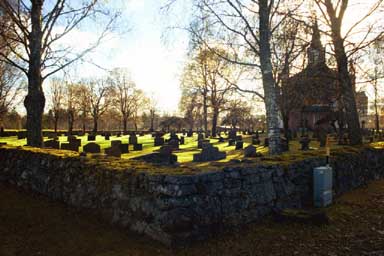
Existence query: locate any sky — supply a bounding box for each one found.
[61,0,193,115]
[42,0,383,115]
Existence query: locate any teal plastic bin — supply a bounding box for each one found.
[313,166,333,207]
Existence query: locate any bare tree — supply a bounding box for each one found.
[181,46,210,134]
[185,0,305,154]
[49,78,65,132]
[87,78,112,133]
[0,0,119,146]
[108,68,140,133]
[314,0,384,144]
[76,83,90,133]
[361,40,384,131]
[0,61,23,124]
[65,82,77,134]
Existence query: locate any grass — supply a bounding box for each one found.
[1,179,384,255]
[1,133,382,173]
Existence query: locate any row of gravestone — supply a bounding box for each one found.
[44,138,143,158]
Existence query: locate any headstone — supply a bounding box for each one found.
[44,140,60,149]
[244,145,260,157]
[193,143,226,162]
[170,131,179,141]
[187,130,193,137]
[133,143,143,151]
[198,139,210,149]
[228,129,237,140]
[168,139,179,150]
[111,140,122,148]
[68,138,81,147]
[235,141,243,150]
[154,136,165,146]
[252,136,260,145]
[180,136,185,145]
[120,143,129,154]
[228,139,236,146]
[61,143,79,152]
[299,136,310,151]
[159,144,173,156]
[105,146,121,158]
[67,135,76,142]
[132,145,177,165]
[17,131,26,140]
[197,133,204,141]
[83,142,101,153]
[129,134,138,145]
[47,133,58,140]
[87,134,96,141]
[104,134,110,140]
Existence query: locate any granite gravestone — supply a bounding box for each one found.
[44,140,60,149]
[235,141,243,150]
[198,139,210,149]
[133,143,143,151]
[61,142,79,152]
[120,143,129,154]
[83,142,101,153]
[154,134,165,146]
[244,145,260,157]
[193,142,226,162]
[87,134,96,141]
[299,136,310,151]
[129,134,138,145]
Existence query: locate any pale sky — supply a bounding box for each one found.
[61,0,193,114]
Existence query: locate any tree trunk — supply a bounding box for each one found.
[203,93,208,134]
[123,116,128,133]
[25,1,45,147]
[68,111,74,134]
[212,107,219,137]
[54,115,58,133]
[93,116,98,133]
[326,1,362,145]
[374,82,380,131]
[375,104,380,131]
[259,0,282,155]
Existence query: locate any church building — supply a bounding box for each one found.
[282,21,368,131]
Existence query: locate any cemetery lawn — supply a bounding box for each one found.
[1,179,384,255]
[1,133,377,170]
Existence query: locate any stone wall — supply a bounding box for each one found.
[1,146,384,245]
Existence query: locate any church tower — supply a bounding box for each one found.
[307,19,326,66]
